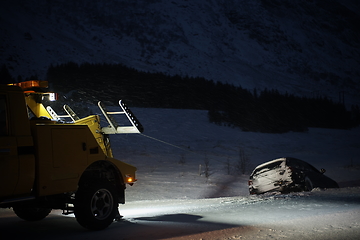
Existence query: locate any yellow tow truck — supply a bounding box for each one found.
[0,80,143,230]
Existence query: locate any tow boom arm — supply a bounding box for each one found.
[98,100,144,134]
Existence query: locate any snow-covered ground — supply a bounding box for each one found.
[106,107,360,201]
[2,188,360,239]
[1,106,360,239]
[110,107,360,239]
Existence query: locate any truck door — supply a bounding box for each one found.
[0,94,18,198]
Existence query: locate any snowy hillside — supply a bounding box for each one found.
[1,0,359,105]
[97,106,360,201]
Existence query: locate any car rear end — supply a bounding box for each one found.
[248,158,294,194]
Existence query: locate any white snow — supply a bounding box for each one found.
[105,107,360,202]
[109,107,360,239]
[1,106,360,239]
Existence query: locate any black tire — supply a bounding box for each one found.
[249,188,257,195]
[75,180,118,230]
[304,177,313,191]
[13,207,51,221]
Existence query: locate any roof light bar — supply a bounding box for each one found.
[8,80,48,90]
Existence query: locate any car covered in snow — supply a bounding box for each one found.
[248,157,339,194]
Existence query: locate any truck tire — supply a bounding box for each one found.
[75,180,118,230]
[13,207,51,221]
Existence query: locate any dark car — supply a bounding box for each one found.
[248,157,339,194]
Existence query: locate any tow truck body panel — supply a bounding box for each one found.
[0,80,143,229]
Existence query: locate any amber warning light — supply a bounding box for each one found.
[125,175,136,184]
[8,80,48,90]
[8,80,58,101]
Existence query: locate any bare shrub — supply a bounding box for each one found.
[236,148,249,174]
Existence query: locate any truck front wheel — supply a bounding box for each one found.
[75,180,119,230]
[13,207,51,221]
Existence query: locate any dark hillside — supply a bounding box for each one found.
[46,63,360,133]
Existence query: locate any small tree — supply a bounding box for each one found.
[179,153,186,165]
[203,155,212,179]
[236,148,249,174]
[224,157,232,175]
